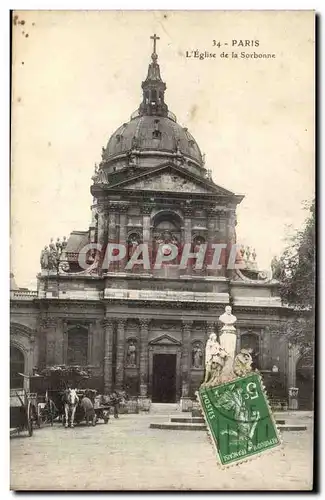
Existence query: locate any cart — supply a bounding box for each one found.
[73,390,111,425]
[93,393,111,424]
[10,389,34,437]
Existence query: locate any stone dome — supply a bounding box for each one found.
[102,114,203,167]
[100,36,205,173]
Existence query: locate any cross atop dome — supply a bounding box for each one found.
[151,34,160,54]
[150,33,160,60]
[139,34,168,117]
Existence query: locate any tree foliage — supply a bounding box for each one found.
[38,365,91,389]
[271,200,315,350]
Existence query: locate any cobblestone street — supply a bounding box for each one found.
[10,413,313,491]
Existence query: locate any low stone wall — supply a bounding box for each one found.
[116,399,139,414]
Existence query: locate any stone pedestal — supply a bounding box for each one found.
[180,397,193,412]
[288,387,299,410]
[137,396,151,412]
[219,326,237,378]
[140,383,147,397]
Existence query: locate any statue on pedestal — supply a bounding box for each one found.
[202,333,229,387]
[126,341,137,366]
[40,246,50,269]
[218,305,238,380]
[192,343,203,368]
[219,305,237,332]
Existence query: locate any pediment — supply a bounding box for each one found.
[149,333,182,346]
[107,163,234,196]
[127,171,214,194]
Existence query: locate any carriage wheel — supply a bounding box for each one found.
[27,401,33,437]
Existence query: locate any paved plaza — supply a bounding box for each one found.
[10,411,314,491]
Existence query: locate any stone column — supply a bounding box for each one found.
[88,322,94,366]
[141,204,153,271]
[62,320,68,365]
[181,320,192,388]
[139,319,150,396]
[43,318,60,366]
[183,207,193,275]
[108,204,118,272]
[227,208,237,245]
[207,207,218,276]
[115,319,126,390]
[260,327,269,371]
[217,209,228,277]
[288,343,301,409]
[29,333,38,375]
[180,320,193,412]
[118,205,128,272]
[97,205,107,246]
[103,318,114,394]
[97,205,107,271]
[37,316,48,368]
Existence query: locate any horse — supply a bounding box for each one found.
[80,394,96,426]
[62,388,79,428]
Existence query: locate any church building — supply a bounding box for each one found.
[10,35,312,409]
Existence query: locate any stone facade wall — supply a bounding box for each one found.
[10,292,291,402]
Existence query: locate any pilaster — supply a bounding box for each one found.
[207,207,218,276]
[103,318,114,393]
[181,320,193,392]
[217,209,228,276]
[141,205,153,268]
[183,206,193,274]
[118,204,128,271]
[97,205,107,246]
[115,319,127,390]
[139,318,150,395]
[108,204,118,271]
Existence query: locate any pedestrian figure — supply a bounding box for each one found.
[110,391,120,419]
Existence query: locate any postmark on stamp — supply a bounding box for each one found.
[198,372,282,467]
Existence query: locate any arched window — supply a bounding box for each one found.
[192,235,207,270]
[67,326,88,366]
[240,332,260,370]
[152,211,182,265]
[127,232,141,260]
[10,346,25,389]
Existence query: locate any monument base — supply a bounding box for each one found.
[180,397,193,412]
[137,396,151,412]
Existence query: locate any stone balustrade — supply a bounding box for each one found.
[10,290,38,300]
[104,288,229,303]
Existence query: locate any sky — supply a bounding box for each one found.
[11,10,315,289]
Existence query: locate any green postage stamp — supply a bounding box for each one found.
[198,372,282,467]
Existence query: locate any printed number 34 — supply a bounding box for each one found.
[212,40,221,47]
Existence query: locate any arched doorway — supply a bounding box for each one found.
[296,352,314,410]
[10,346,25,389]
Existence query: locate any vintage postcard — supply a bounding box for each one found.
[10,10,315,490]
